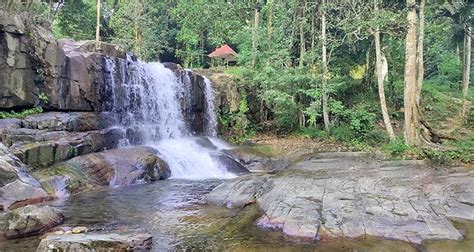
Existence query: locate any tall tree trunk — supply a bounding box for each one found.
[200,32,205,66]
[321,0,330,132]
[252,0,260,66]
[403,0,418,145]
[95,0,101,51]
[267,0,274,39]
[299,0,306,67]
[311,7,316,63]
[134,0,142,56]
[462,24,471,118]
[415,0,425,110]
[374,0,395,140]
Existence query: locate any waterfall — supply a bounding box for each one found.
[203,76,218,137]
[103,57,236,180]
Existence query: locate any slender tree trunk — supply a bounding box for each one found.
[299,0,306,67]
[267,0,274,39]
[200,32,205,66]
[95,0,101,51]
[415,0,425,110]
[364,46,371,87]
[321,0,330,131]
[47,0,52,20]
[134,0,142,56]
[374,0,395,140]
[252,0,260,66]
[462,24,471,118]
[403,0,418,145]
[311,7,315,60]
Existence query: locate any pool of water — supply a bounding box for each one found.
[1,179,473,251]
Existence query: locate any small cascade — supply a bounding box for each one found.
[103,57,238,180]
[203,76,218,137]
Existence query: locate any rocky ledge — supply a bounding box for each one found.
[207,152,474,244]
[37,232,153,251]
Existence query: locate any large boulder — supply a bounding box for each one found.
[37,232,153,251]
[0,10,126,111]
[0,143,49,210]
[9,128,122,170]
[0,112,124,170]
[3,205,64,239]
[34,146,171,197]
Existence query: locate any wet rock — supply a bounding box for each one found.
[21,112,102,132]
[225,145,290,172]
[0,180,49,210]
[208,155,474,244]
[34,147,171,197]
[207,174,269,208]
[3,205,64,239]
[37,232,152,251]
[211,153,249,175]
[10,131,104,169]
[0,143,48,210]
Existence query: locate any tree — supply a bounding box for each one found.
[321,0,330,132]
[374,0,395,140]
[298,0,306,67]
[438,1,473,118]
[416,0,425,109]
[404,0,419,145]
[95,0,101,51]
[53,0,96,40]
[462,21,471,118]
[252,0,261,66]
[134,0,143,55]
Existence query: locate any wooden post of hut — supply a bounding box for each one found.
[208,44,237,67]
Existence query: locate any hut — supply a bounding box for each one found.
[208,44,237,67]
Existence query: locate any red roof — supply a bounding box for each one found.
[208,44,237,58]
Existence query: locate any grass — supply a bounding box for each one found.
[0,107,43,119]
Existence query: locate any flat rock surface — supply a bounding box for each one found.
[207,153,474,244]
[37,232,153,251]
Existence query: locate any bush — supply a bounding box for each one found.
[347,108,376,137]
[383,137,409,156]
[297,127,328,139]
[331,125,355,143]
[0,107,44,119]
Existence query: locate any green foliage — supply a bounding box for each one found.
[0,107,43,119]
[383,137,409,156]
[346,107,377,137]
[38,92,49,105]
[53,0,96,40]
[297,127,328,139]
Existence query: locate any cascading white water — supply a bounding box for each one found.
[103,57,236,180]
[203,76,218,137]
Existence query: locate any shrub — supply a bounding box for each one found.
[383,137,409,156]
[0,107,44,119]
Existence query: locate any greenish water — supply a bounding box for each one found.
[0,179,473,251]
